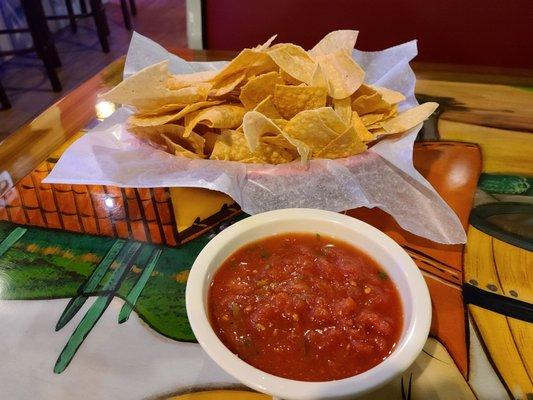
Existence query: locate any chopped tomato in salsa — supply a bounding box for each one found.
[208,233,403,381]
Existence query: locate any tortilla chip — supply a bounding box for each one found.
[101,61,209,111]
[352,84,376,97]
[352,92,392,115]
[130,124,205,155]
[380,102,439,134]
[370,85,406,105]
[210,70,247,97]
[272,118,289,129]
[253,95,283,119]
[241,111,309,164]
[273,84,328,119]
[313,107,349,133]
[358,106,395,127]
[351,112,376,142]
[316,126,367,159]
[281,133,311,165]
[243,110,284,151]
[360,112,388,126]
[332,97,352,125]
[167,70,217,90]
[309,30,359,58]
[279,69,303,86]
[253,34,278,51]
[128,100,222,127]
[262,134,294,150]
[210,129,294,164]
[161,134,205,159]
[184,104,245,137]
[202,131,219,155]
[267,44,316,85]
[310,63,328,89]
[284,108,341,152]
[239,71,282,109]
[134,103,188,116]
[316,50,364,99]
[210,49,276,86]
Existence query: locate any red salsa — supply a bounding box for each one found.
[208,233,403,381]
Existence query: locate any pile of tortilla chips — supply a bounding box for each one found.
[102,30,438,165]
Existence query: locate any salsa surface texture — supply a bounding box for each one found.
[208,232,403,381]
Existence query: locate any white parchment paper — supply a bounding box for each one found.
[44,32,466,244]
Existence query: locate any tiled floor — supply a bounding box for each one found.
[0,0,186,141]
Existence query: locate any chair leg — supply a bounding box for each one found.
[65,0,78,33]
[129,0,137,16]
[89,0,110,53]
[79,0,88,14]
[120,0,132,30]
[0,81,11,110]
[21,0,62,68]
[20,0,63,91]
[101,6,110,36]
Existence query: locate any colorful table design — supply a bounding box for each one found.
[0,52,531,399]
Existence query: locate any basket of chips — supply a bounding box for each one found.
[101,31,437,165]
[45,30,466,244]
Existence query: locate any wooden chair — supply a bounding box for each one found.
[45,0,110,52]
[0,0,62,93]
[63,0,136,32]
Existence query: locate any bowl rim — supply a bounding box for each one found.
[186,208,431,400]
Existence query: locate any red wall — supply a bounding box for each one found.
[204,0,533,69]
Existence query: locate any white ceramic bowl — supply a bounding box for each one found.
[186,209,431,400]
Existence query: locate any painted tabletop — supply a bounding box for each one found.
[0,49,531,400]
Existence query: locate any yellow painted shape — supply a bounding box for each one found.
[416,79,533,132]
[508,318,533,380]
[466,227,533,397]
[168,390,269,400]
[469,305,533,398]
[464,226,503,294]
[170,187,234,232]
[438,120,533,175]
[493,236,533,304]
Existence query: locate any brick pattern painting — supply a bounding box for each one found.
[0,158,180,246]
